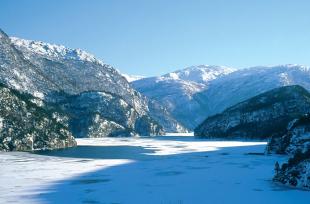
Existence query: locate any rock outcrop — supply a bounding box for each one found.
[0,83,76,151]
[267,114,310,189]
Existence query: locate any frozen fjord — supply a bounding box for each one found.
[0,136,309,204]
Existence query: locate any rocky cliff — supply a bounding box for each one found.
[57,91,163,137]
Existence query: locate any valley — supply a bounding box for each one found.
[1,21,310,204]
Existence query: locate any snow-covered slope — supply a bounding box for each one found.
[122,74,144,82]
[10,37,104,66]
[195,64,310,122]
[0,30,58,99]
[132,65,236,129]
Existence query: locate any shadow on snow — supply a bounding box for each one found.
[29,139,309,204]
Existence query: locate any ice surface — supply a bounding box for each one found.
[0,136,309,204]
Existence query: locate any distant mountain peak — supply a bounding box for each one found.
[160,65,236,84]
[10,37,104,66]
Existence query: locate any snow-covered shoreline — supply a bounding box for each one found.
[1,137,309,204]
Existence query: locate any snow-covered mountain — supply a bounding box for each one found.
[0,28,165,142]
[161,65,236,84]
[195,64,310,120]
[132,65,237,129]
[9,36,147,113]
[133,64,310,130]
[10,35,187,133]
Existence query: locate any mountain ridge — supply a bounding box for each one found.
[194,85,310,139]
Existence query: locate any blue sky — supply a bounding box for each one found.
[1,0,310,76]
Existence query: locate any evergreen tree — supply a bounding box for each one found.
[275,161,280,175]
